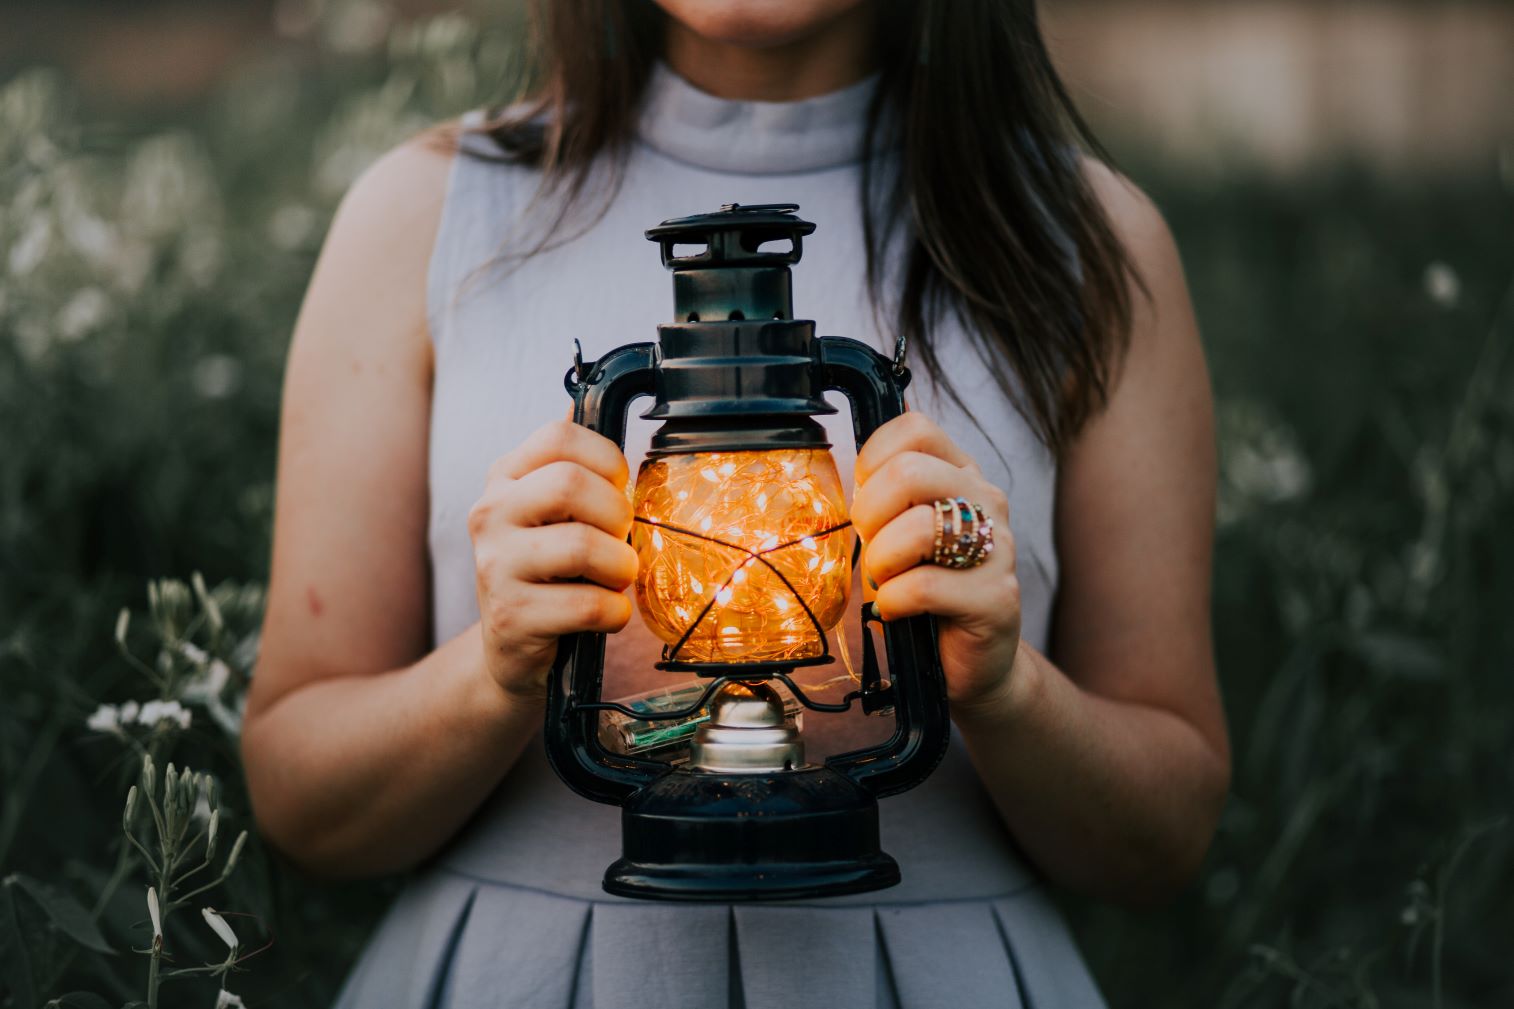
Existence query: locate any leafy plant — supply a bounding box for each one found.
[1,574,263,1008]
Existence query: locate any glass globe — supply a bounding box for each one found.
[631,448,852,665]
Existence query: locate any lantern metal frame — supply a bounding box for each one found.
[542,204,952,901]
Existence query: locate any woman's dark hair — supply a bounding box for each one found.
[477,1,1137,454]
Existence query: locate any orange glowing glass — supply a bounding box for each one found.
[631,448,851,665]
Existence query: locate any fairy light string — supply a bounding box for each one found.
[631,448,854,667]
[632,516,853,664]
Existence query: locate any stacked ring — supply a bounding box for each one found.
[931,497,995,569]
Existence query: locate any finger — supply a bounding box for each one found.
[504,461,635,536]
[508,524,640,590]
[865,504,1016,587]
[874,564,1020,626]
[855,412,976,487]
[495,418,630,489]
[862,504,937,586]
[507,584,635,639]
[851,450,986,541]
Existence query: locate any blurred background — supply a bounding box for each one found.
[1,1,1510,1007]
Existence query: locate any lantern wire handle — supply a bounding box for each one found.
[771,672,858,713]
[574,675,735,721]
[570,671,869,722]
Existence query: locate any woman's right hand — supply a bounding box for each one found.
[468,419,639,704]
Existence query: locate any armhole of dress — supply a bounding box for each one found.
[425,108,489,352]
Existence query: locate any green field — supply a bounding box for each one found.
[2,13,1511,1008]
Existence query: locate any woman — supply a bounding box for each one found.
[241,1,1231,1006]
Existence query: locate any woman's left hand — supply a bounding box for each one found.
[851,412,1021,712]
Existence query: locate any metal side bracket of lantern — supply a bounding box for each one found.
[543,203,951,902]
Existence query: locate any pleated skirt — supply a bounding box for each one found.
[332,868,1107,1009]
[332,731,1107,1008]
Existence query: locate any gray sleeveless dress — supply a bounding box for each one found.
[332,65,1108,1009]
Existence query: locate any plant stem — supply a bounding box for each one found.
[147,871,168,1009]
[147,949,161,1008]
[146,746,174,1009]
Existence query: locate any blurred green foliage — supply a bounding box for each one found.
[2,6,1512,1007]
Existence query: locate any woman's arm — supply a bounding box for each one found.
[852,166,1229,905]
[242,133,517,878]
[241,134,637,877]
[962,168,1228,903]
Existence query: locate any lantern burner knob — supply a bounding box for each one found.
[689,680,805,773]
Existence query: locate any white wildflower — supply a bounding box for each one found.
[179,641,210,666]
[267,203,317,250]
[327,0,392,54]
[417,13,474,57]
[1229,441,1310,502]
[85,704,120,734]
[122,134,218,241]
[192,354,243,400]
[147,886,162,941]
[205,683,246,737]
[120,700,140,724]
[201,907,239,950]
[215,988,246,1008]
[1423,261,1461,309]
[7,215,50,276]
[181,657,231,708]
[206,660,231,695]
[1217,402,1313,526]
[55,286,111,342]
[61,207,115,263]
[137,699,192,730]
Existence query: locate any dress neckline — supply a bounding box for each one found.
[636,62,880,176]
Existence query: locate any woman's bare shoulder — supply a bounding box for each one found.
[334,124,458,240]
[1079,156,1178,284]
[294,124,460,361]
[1078,155,1197,370]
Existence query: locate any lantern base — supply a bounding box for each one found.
[603,765,900,902]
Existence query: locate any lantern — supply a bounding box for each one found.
[545,203,950,901]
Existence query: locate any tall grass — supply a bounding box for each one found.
[1,8,1511,1006]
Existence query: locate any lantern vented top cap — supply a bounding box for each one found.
[646,203,816,271]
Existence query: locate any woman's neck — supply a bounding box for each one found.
[661,6,877,102]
